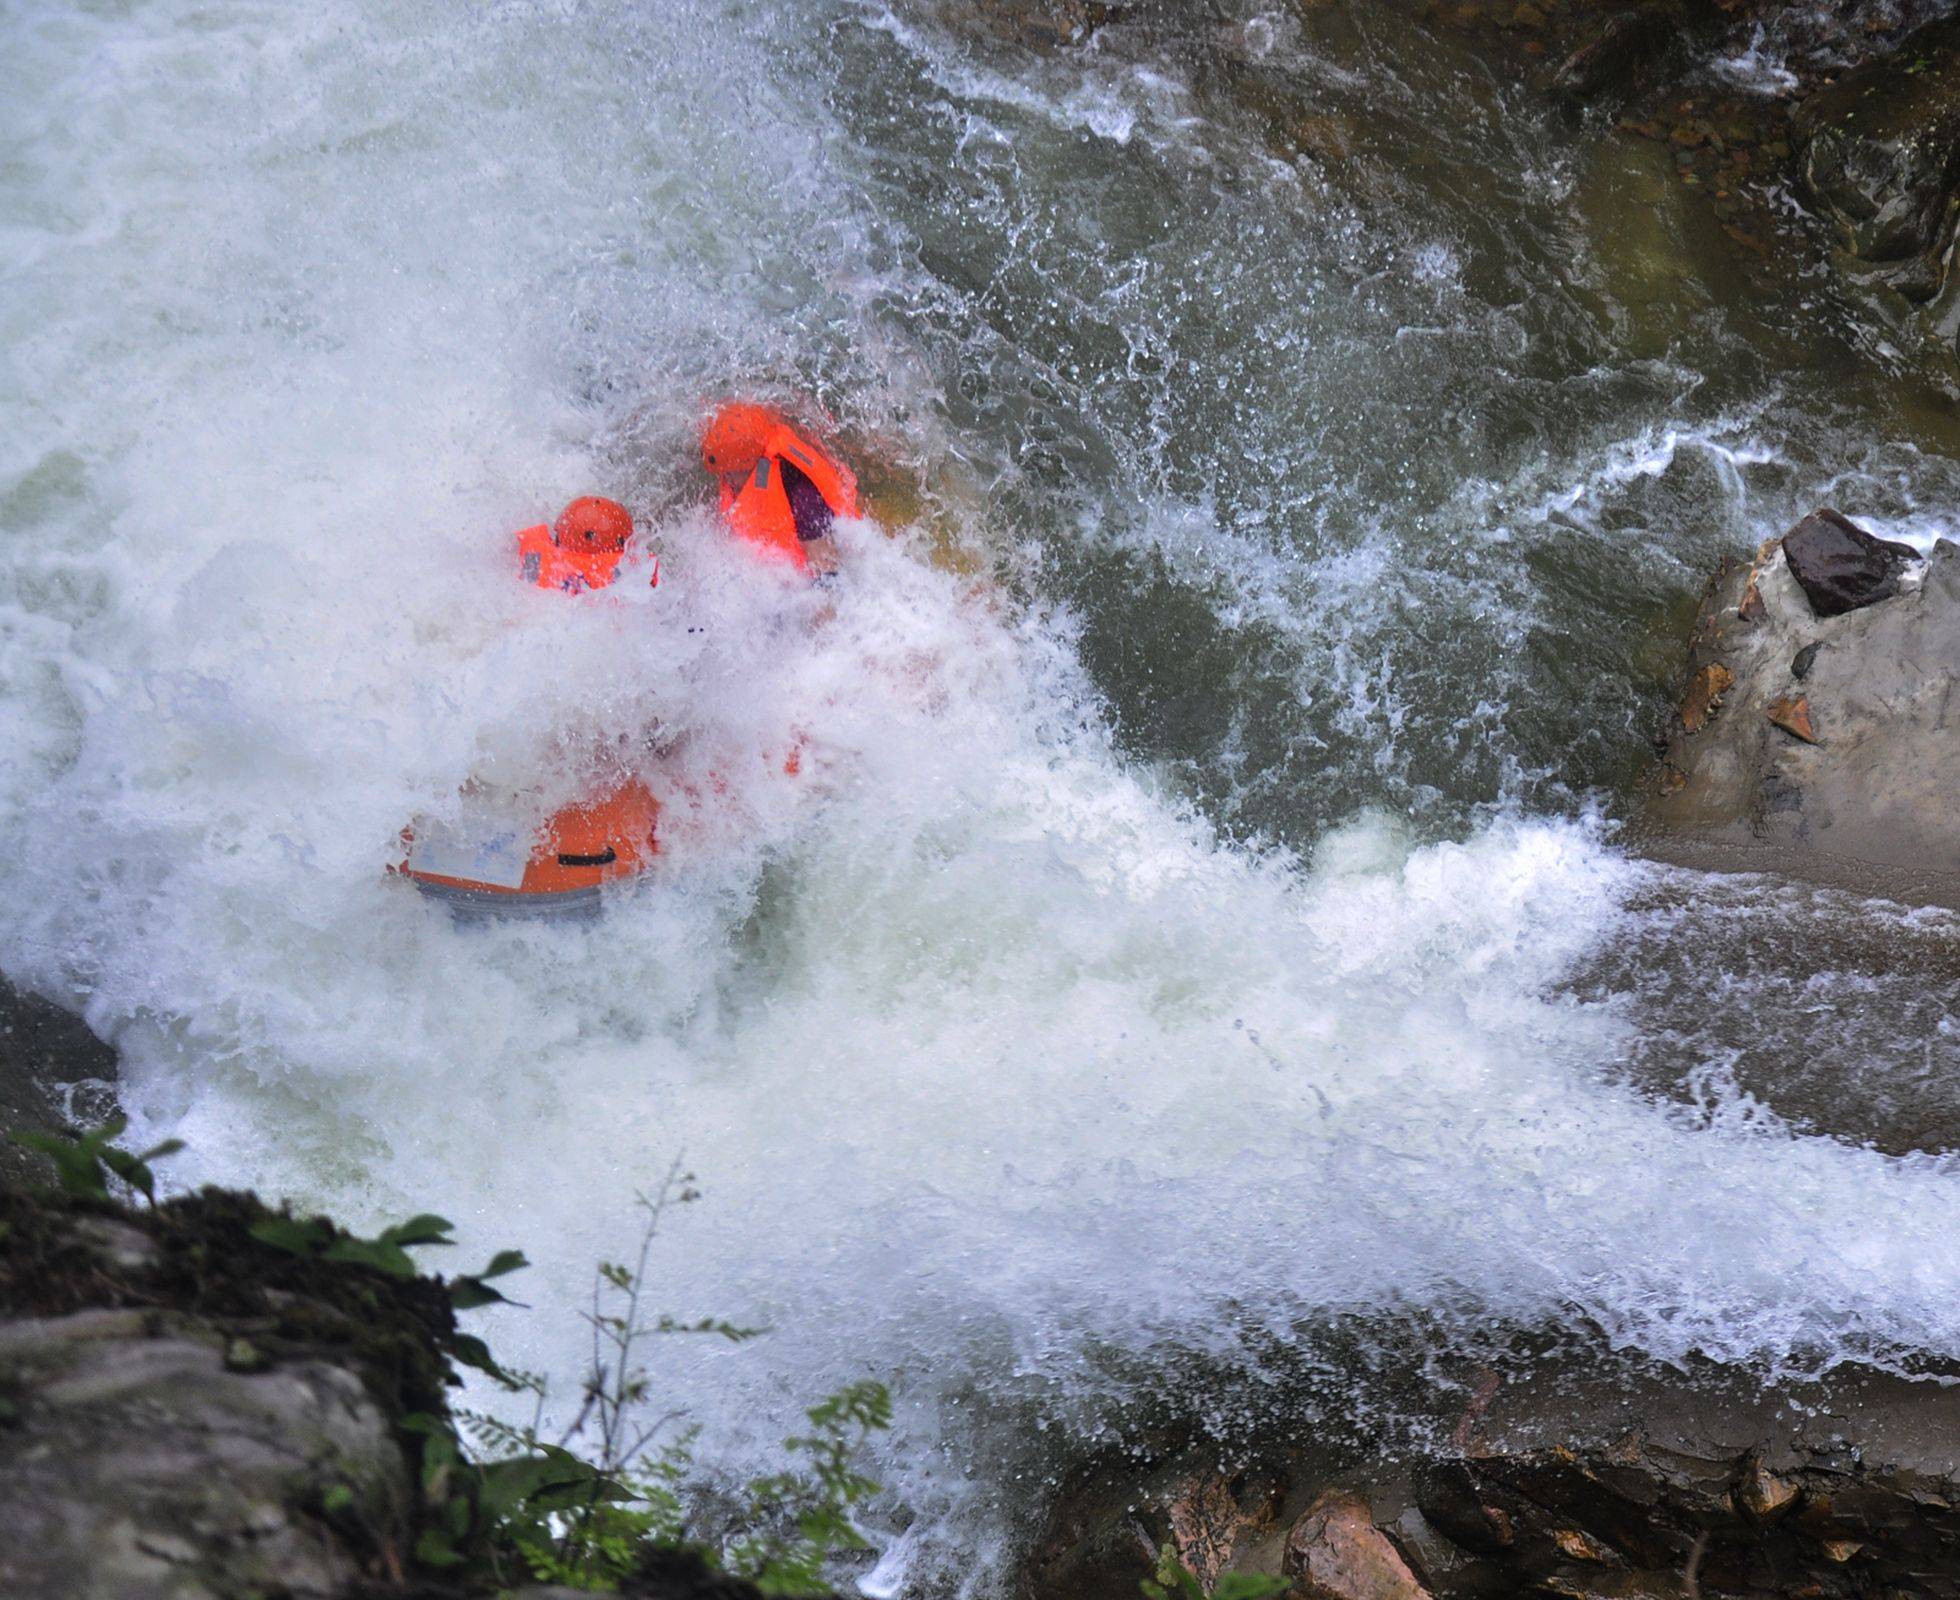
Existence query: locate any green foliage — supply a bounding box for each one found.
[725,1379,894,1596]
[247,1208,528,1381]
[445,1160,888,1593]
[251,1210,450,1279]
[9,1115,184,1205]
[8,1126,890,1595]
[1141,1546,1290,1600]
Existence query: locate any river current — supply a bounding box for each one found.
[4,0,1959,1591]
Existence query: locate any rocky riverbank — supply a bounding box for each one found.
[1020,1353,1960,1599]
[0,1172,801,1600]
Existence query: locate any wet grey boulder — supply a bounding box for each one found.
[1636,512,1957,908]
[1782,507,1920,616]
[0,1307,410,1600]
[0,1183,446,1600]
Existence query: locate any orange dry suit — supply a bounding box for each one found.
[707,410,860,571]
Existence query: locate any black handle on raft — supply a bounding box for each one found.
[557,848,617,867]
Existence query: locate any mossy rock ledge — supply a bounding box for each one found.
[0,1181,782,1600]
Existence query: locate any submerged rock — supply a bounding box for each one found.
[1548,8,1678,109]
[1636,510,1957,908]
[942,0,1131,49]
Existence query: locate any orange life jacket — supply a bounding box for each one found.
[517,524,658,594]
[719,422,860,569]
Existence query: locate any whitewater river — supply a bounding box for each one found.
[4,0,1959,1590]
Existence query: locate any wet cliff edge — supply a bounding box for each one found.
[0,976,119,1190]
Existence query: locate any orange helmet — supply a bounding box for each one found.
[701,403,781,477]
[554,496,633,552]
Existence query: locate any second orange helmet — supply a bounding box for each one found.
[554,496,634,552]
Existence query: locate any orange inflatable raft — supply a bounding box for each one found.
[395,409,854,918]
[397,775,661,917]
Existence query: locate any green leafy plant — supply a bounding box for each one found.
[725,1379,894,1595]
[1141,1544,1290,1600]
[454,1160,745,1590]
[8,1124,892,1594]
[9,1115,184,1205]
[456,1160,891,1593]
[248,1207,527,1381]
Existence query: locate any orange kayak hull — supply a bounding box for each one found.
[397,778,661,915]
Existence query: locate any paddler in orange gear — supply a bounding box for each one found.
[701,404,859,580]
[516,496,655,594]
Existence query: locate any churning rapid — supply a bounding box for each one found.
[4,0,1960,1590]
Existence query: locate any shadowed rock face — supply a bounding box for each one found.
[1798,10,1960,316]
[1636,513,1958,909]
[0,976,118,1188]
[1018,1361,1960,1600]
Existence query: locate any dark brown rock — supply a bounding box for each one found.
[1781,508,1919,618]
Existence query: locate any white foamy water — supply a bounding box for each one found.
[6,2,1960,1593]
